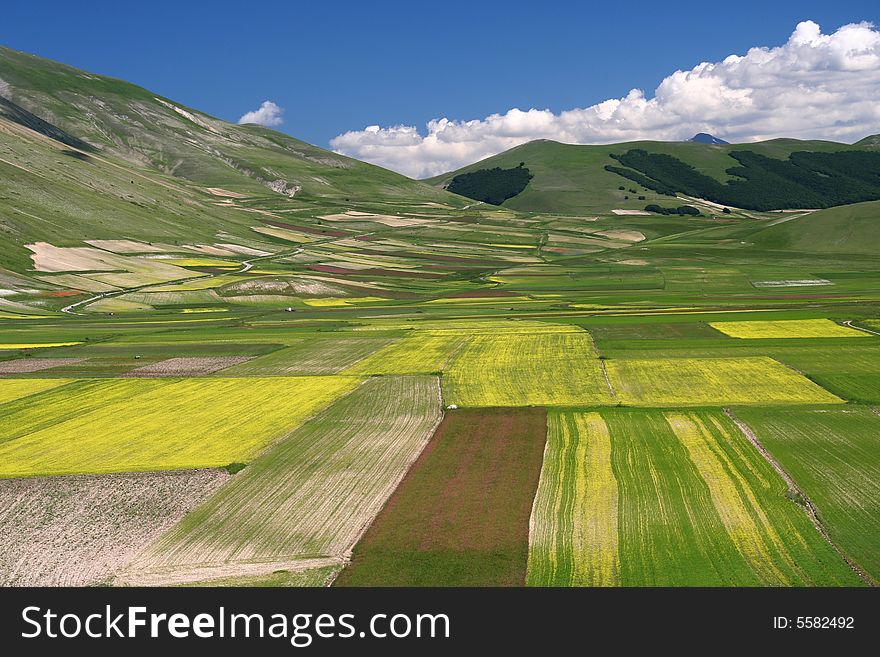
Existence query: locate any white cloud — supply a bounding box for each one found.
[238,100,284,127]
[330,20,880,178]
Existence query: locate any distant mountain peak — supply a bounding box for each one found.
[690,133,729,145]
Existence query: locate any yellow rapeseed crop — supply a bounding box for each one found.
[0,379,71,405]
[0,376,360,477]
[528,411,619,586]
[710,319,868,339]
[344,333,469,375]
[0,342,83,349]
[303,297,386,307]
[606,356,843,406]
[444,331,614,406]
[666,412,795,584]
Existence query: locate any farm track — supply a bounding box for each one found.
[844,319,880,337]
[724,408,876,586]
[60,247,302,315]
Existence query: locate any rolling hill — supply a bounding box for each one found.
[428,137,880,213]
[748,201,880,255]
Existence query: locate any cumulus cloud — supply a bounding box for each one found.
[330,21,880,178]
[238,100,284,127]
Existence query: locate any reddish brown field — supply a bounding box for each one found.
[334,407,547,587]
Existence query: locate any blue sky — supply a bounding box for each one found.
[2,1,878,176]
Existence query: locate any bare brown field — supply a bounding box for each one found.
[0,469,230,586]
[0,358,85,374]
[124,356,254,377]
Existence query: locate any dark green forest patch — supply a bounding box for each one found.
[446,164,533,205]
[605,149,880,211]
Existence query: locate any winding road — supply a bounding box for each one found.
[61,247,301,315]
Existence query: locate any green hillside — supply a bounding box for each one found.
[428,138,871,213]
[0,46,453,203]
[748,201,880,255]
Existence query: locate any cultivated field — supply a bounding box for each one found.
[771,346,880,404]
[443,332,613,406]
[0,469,229,586]
[124,356,253,377]
[0,376,359,477]
[735,406,880,583]
[220,337,395,375]
[526,409,857,586]
[0,358,84,374]
[528,412,619,586]
[0,378,70,404]
[710,319,868,339]
[336,408,547,586]
[120,376,441,585]
[344,333,469,375]
[606,356,843,406]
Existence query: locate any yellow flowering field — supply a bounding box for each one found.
[0,378,72,405]
[527,411,619,586]
[344,333,469,375]
[0,342,83,349]
[710,319,868,339]
[443,331,613,406]
[0,376,360,477]
[606,356,843,406]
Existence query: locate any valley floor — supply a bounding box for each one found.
[1,195,878,587]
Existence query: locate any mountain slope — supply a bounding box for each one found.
[428,137,875,213]
[0,46,470,281]
[0,46,452,203]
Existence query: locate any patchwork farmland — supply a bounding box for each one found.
[1,45,879,588]
[527,409,859,586]
[120,376,441,585]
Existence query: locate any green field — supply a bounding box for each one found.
[734,406,880,583]
[527,409,858,586]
